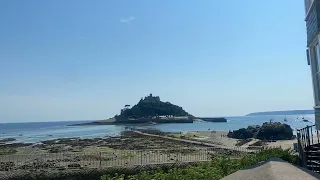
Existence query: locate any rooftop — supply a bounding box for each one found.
[222,158,320,180]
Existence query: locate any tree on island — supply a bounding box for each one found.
[120,105,131,115]
[115,94,191,122]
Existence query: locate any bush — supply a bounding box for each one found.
[0,148,297,180]
[101,148,298,180]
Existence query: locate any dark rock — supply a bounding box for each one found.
[230,122,293,140]
[199,117,227,122]
[0,143,32,148]
[231,128,254,139]
[68,163,81,168]
[256,122,293,140]
[31,143,45,148]
[0,138,16,143]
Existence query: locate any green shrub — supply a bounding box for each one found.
[101,148,298,180]
[0,148,17,155]
[0,148,297,180]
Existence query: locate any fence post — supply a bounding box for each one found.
[307,126,311,147]
[99,152,102,168]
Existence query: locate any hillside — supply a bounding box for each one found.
[115,94,191,122]
[246,110,314,116]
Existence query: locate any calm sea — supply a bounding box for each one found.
[0,114,315,143]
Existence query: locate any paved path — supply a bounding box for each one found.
[134,131,255,153]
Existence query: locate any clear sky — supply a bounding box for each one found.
[0,0,313,122]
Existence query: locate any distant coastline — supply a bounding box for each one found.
[246,110,314,116]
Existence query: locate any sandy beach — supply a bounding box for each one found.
[168,131,237,147]
[168,130,298,150]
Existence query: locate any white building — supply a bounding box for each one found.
[305,0,320,129]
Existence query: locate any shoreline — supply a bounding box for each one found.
[0,129,299,170]
[0,129,298,150]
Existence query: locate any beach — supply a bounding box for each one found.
[0,115,313,171]
[167,130,297,149]
[0,130,256,171]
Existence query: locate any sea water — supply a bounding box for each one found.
[0,114,315,143]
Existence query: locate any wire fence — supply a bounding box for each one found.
[0,146,266,171]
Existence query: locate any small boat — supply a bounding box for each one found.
[284,115,287,122]
[303,119,309,122]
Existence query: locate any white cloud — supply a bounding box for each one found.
[120,16,135,23]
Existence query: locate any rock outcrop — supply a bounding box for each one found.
[228,122,293,140]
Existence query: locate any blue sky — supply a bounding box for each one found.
[0,0,312,122]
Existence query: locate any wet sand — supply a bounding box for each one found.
[169,131,238,147]
[169,131,298,150]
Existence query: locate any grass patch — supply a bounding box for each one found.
[120,153,135,159]
[83,146,114,153]
[0,148,18,155]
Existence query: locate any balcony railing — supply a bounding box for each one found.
[297,125,320,149]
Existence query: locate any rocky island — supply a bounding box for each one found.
[72,94,227,126]
[72,94,195,126]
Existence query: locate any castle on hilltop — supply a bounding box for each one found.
[143,93,160,102]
